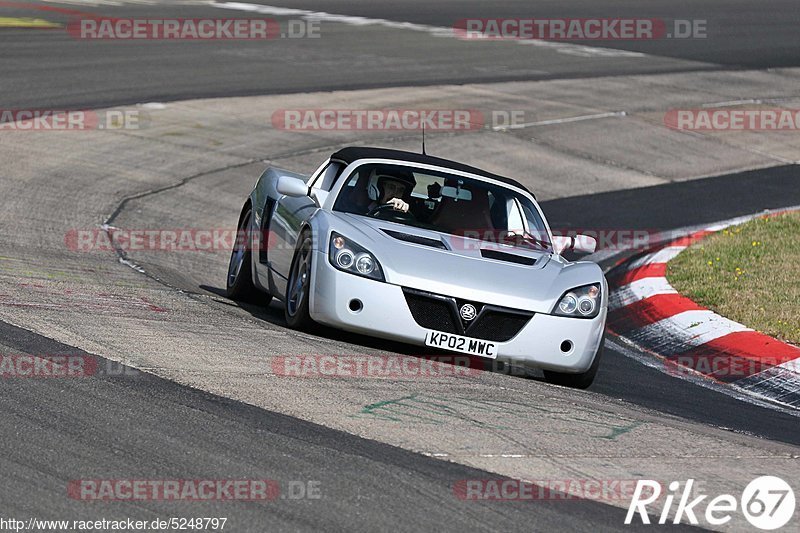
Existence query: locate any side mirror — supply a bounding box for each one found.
[553,234,597,255]
[276,176,309,198]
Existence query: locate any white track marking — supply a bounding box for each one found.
[725,358,800,409]
[213,2,646,58]
[609,277,677,311]
[492,111,626,131]
[606,337,800,417]
[636,310,751,350]
[701,99,763,108]
[625,245,687,270]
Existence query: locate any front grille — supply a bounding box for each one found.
[467,310,532,342]
[403,290,459,333]
[402,288,533,342]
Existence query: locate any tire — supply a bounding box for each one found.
[284,230,315,330]
[226,205,272,305]
[543,333,605,389]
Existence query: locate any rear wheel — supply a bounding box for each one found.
[284,231,314,330]
[226,206,272,305]
[542,334,604,389]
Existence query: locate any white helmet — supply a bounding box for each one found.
[367,168,416,201]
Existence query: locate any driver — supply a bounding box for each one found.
[366,169,416,213]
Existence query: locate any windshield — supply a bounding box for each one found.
[333,163,552,251]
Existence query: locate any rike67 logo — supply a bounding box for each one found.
[626,477,796,530]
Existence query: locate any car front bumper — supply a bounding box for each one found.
[309,251,606,373]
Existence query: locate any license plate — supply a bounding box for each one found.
[425,330,498,359]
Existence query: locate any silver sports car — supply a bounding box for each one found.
[227,147,606,388]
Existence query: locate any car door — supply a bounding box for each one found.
[267,161,345,298]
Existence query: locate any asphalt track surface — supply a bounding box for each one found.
[2,1,800,531]
[0,149,797,530]
[0,0,796,109]
[237,0,800,67]
[2,321,666,532]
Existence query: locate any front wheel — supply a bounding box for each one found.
[284,231,315,330]
[226,206,272,306]
[542,334,604,389]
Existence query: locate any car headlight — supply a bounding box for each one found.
[329,232,384,281]
[553,284,601,318]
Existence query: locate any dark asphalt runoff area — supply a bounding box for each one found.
[3,0,798,109]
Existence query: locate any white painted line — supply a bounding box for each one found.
[626,246,686,270]
[492,111,626,131]
[780,358,800,374]
[701,99,763,108]
[741,357,800,384]
[213,2,647,58]
[736,358,800,408]
[637,309,751,350]
[606,337,800,417]
[514,40,644,58]
[213,2,452,37]
[609,277,677,311]
[704,212,775,232]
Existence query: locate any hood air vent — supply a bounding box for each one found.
[480,249,538,265]
[381,229,447,249]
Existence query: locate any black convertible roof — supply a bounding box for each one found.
[330,147,532,195]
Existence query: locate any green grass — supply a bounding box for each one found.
[667,212,800,346]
